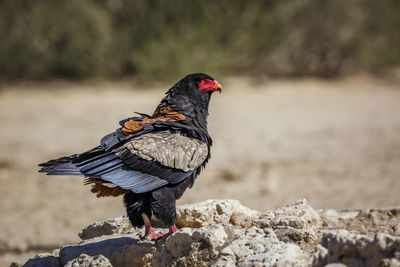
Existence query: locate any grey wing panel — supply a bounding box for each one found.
[100,166,168,193]
[75,150,169,193]
[114,130,208,172]
[115,148,195,184]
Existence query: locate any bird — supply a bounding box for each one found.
[39,73,221,241]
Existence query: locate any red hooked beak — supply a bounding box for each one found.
[213,81,222,93]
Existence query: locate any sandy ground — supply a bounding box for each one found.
[0,76,399,265]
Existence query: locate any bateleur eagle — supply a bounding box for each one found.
[39,73,221,241]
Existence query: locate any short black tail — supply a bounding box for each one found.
[38,146,107,176]
[123,191,152,228]
[39,155,82,176]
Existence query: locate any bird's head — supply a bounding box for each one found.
[171,73,222,96]
[161,73,222,112]
[186,73,222,94]
[153,73,221,141]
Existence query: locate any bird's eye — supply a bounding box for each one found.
[195,78,203,83]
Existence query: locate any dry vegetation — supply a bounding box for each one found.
[1,0,400,80]
[0,76,400,265]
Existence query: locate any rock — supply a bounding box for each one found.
[20,199,400,267]
[191,224,234,253]
[64,254,112,267]
[176,199,260,228]
[254,199,321,229]
[60,235,156,266]
[253,198,321,244]
[79,216,132,240]
[230,212,254,228]
[21,254,60,267]
[164,228,194,258]
[213,227,309,267]
[161,224,240,266]
[320,207,400,237]
[315,230,400,267]
[319,209,360,220]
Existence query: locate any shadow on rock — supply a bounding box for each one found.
[60,237,155,266]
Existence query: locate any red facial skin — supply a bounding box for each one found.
[197,78,221,92]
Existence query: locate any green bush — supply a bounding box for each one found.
[0,0,110,79]
[0,0,399,80]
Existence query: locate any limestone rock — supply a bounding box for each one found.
[164,228,194,258]
[78,216,131,240]
[319,207,400,237]
[315,230,400,266]
[176,199,260,228]
[229,212,254,228]
[213,227,309,267]
[253,199,321,244]
[20,255,60,267]
[65,254,112,267]
[160,224,239,266]
[191,224,234,253]
[20,199,400,267]
[60,235,156,267]
[19,250,61,267]
[254,199,321,229]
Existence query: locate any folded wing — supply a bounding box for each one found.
[40,129,209,194]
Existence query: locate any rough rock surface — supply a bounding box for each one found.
[176,199,260,228]
[314,231,400,267]
[65,254,112,267]
[18,199,400,267]
[78,216,131,240]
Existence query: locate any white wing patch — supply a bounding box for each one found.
[114,130,208,172]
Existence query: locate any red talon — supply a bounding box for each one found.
[139,214,178,242]
[156,224,178,242]
[140,226,162,241]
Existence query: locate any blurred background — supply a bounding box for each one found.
[1,0,400,265]
[1,0,400,80]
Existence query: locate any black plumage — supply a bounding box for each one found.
[39,73,221,240]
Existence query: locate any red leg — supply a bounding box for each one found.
[156,224,178,241]
[139,213,162,241]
